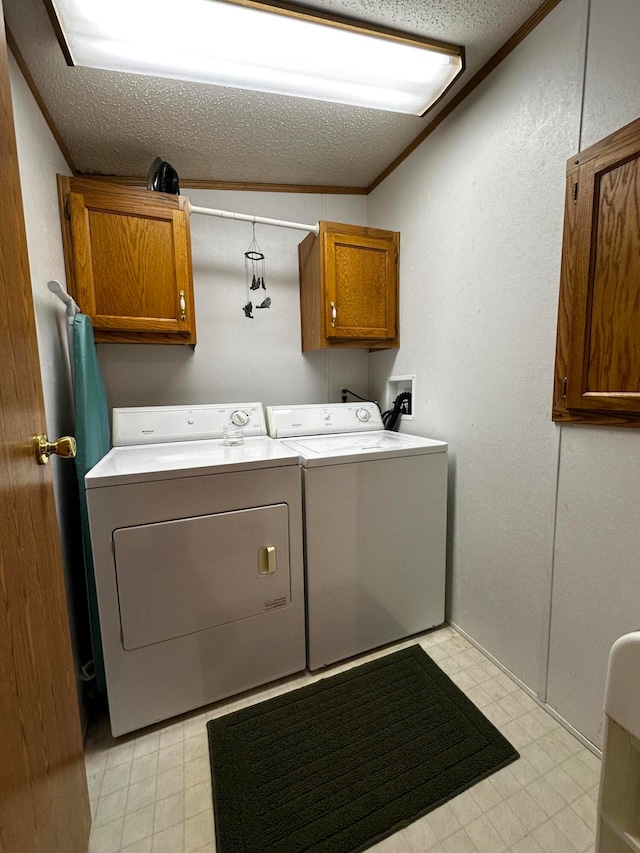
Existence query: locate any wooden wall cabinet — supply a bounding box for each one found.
[553,116,640,425]
[299,221,399,351]
[57,176,196,345]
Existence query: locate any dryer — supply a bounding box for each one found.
[85,403,305,736]
[267,402,448,671]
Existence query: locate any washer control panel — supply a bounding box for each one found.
[266,403,383,438]
[113,403,266,445]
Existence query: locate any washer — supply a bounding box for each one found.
[85,403,305,736]
[267,402,448,671]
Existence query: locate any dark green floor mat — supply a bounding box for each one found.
[207,644,519,853]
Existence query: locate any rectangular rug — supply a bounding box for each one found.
[207,644,519,853]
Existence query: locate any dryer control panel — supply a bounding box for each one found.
[113,403,266,445]
[266,403,383,438]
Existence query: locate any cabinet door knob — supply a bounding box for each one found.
[179,290,186,321]
[330,301,337,328]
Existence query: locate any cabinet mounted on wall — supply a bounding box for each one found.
[57,176,196,345]
[298,221,399,352]
[553,115,640,426]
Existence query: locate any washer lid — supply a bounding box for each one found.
[85,436,299,487]
[281,430,447,466]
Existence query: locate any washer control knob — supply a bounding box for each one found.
[356,407,371,423]
[231,410,250,426]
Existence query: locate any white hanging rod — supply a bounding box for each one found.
[48,279,80,323]
[190,205,319,236]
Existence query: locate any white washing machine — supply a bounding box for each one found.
[85,403,305,736]
[267,402,448,671]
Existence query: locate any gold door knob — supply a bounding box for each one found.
[34,434,77,465]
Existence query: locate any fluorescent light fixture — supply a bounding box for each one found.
[47,0,464,116]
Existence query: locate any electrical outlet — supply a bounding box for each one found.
[335,383,350,403]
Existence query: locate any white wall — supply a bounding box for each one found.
[369,0,640,749]
[96,191,370,410]
[9,53,91,713]
[545,0,640,747]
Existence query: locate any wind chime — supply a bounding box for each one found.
[243,223,271,318]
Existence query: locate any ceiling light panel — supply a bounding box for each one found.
[49,0,464,115]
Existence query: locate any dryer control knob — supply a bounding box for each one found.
[356,407,371,422]
[231,410,250,426]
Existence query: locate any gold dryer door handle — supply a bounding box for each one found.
[34,434,77,465]
[257,546,277,575]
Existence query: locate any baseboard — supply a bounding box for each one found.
[448,621,602,759]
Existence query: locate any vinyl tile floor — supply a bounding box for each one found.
[85,625,601,853]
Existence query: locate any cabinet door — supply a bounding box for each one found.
[61,177,196,344]
[325,231,397,341]
[553,116,640,424]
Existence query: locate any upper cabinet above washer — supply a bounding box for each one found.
[57,176,196,345]
[298,221,399,351]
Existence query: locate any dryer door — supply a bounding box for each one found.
[113,504,290,650]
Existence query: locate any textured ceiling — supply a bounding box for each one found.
[5,0,544,188]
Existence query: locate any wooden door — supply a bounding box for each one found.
[325,229,398,342]
[0,8,91,853]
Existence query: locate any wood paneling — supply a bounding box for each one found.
[552,163,580,421]
[41,0,74,66]
[587,158,640,393]
[86,175,369,194]
[299,221,399,351]
[88,211,177,318]
[327,233,395,340]
[0,5,90,851]
[553,114,640,425]
[59,176,196,344]
[298,230,322,351]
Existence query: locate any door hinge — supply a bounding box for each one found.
[572,181,578,204]
[562,376,568,398]
[394,250,398,262]
[65,200,71,219]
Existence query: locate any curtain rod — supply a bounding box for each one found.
[48,280,80,323]
[190,204,319,236]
